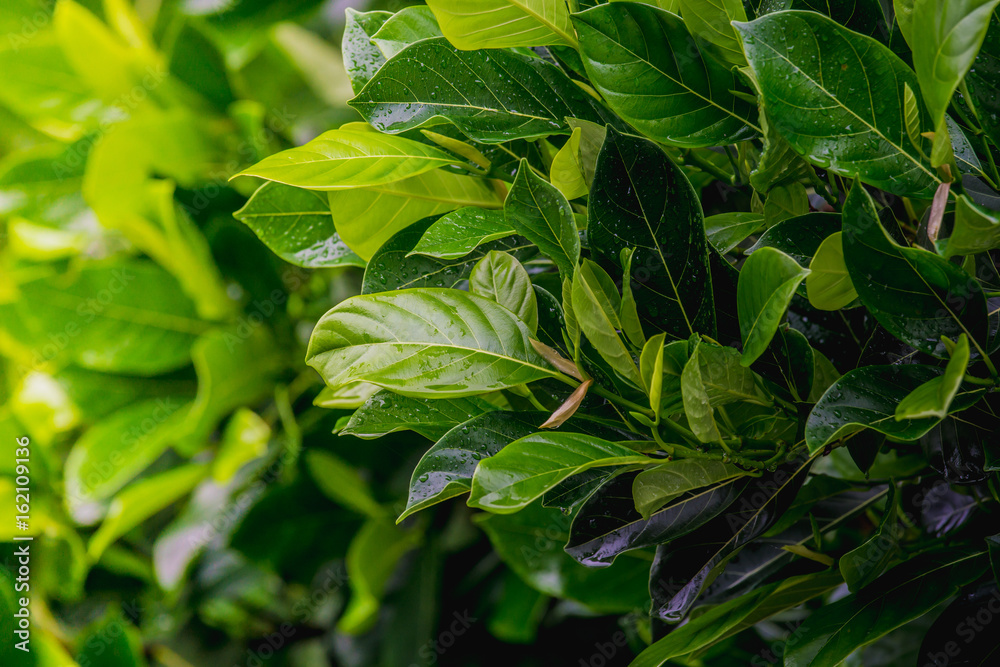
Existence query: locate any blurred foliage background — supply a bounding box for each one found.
[0,1,640,665]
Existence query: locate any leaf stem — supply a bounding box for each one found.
[682,149,735,185]
[656,414,701,447]
[980,134,1000,188]
[590,384,654,417]
[963,373,996,386]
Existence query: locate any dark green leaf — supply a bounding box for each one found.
[746,212,842,267]
[573,2,756,147]
[589,127,715,339]
[805,365,984,452]
[841,182,989,357]
[475,501,653,613]
[234,182,364,268]
[737,247,810,366]
[785,548,988,667]
[705,212,765,254]
[736,11,942,197]
[505,159,580,276]
[362,216,533,294]
[565,470,748,567]
[341,391,497,441]
[400,412,632,521]
[631,570,842,667]
[469,432,650,513]
[648,455,813,621]
[351,37,613,142]
[839,483,900,591]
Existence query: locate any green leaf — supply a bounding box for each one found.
[649,456,814,620]
[362,216,533,293]
[342,391,496,441]
[785,548,988,667]
[735,11,942,197]
[738,247,810,366]
[911,0,1000,130]
[589,127,715,339]
[505,159,580,277]
[65,397,193,521]
[371,6,442,59]
[963,11,1000,146]
[632,459,745,518]
[631,570,843,667]
[750,106,815,192]
[1,261,207,375]
[806,232,859,311]
[400,411,631,521]
[339,518,422,634]
[408,207,516,260]
[182,327,283,447]
[682,342,723,443]
[212,409,270,484]
[763,182,809,226]
[841,182,989,357]
[426,0,576,49]
[306,289,561,398]
[903,82,926,155]
[329,168,502,260]
[549,127,589,200]
[895,0,916,45]
[895,334,970,420]
[88,464,207,560]
[469,432,650,513]
[567,469,748,566]
[839,484,901,592]
[235,127,461,190]
[401,412,541,522]
[805,365,983,452]
[747,212,843,268]
[705,212,765,254]
[572,260,644,387]
[305,449,384,519]
[470,251,538,332]
[573,2,756,147]
[475,501,652,612]
[351,37,612,143]
[640,334,666,412]
[698,342,772,406]
[75,615,146,667]
[488,570,549,644]
[942,194,1000,257]
[342,9,392,94]
[619,247,646,348]
[234,182,365,268]
[678,0,748,67]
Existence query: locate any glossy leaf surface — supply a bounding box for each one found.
[306,289,561,397]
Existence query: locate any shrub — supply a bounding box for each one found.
[2,0,1000,665]
[238,1,1000,664]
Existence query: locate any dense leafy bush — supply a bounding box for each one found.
[5,0,1000,665]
